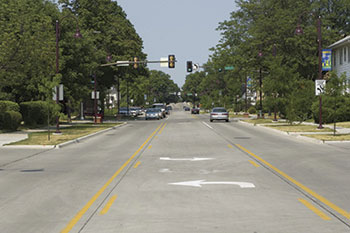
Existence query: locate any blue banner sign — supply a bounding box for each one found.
[322,49,332,71]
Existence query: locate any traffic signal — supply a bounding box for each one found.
[168,55,175,68]
[187,61,192,72]
[133,56,138,69]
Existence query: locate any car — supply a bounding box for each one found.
[118,107,131,116]
[165,106,172,115]
[191,107,199,114]
[145,108,162,120]
[210,107,229,122]
[152,103,166,118]
[184,106,190,111]
[130,107,142,116]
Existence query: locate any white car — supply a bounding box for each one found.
[210,107,229,122]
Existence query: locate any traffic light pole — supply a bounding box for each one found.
[101,59,177,67]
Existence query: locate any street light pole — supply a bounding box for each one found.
[55,16,82,134]
[94,74,97,123]
[317,16,324,129]
[55,20,60,134]
[296,14,323,129]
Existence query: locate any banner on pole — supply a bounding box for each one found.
[322,49,332,71]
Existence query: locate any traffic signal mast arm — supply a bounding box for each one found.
[100,58,177,67]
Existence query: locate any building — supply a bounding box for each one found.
[328,35,350,77]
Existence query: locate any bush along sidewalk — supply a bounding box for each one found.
[0,101,22,132]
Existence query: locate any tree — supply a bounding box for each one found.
[0,0,58,102]
[58,0,146,114]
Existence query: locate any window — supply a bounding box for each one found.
[334,50,337,67]
[345,47,347,62]
[340,48,343,65]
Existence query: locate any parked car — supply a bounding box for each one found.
[184,106,190,111]
[145,108,162,120]
[210,107,229,122]
[130,107,142,116]
[118,107,130,116]
[152,103,166,118]
[165,106,172,115]
[191,107,199,114]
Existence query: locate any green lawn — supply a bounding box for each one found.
[302,134,350,141]
[266,124,333,132]
[8,123,121,146]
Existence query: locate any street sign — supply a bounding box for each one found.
[315,80,326,96]
[193,63,199,71]
[187,93,192,96]
[91,91,100,99]
[224,66,234,71]
[116,61,129,66]
[53,84,64,101]
[160,57,168,67]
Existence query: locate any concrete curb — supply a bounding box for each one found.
[3,122,127,149]
[55,122,127,149]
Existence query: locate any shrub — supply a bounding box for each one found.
[2,111,22,131]
[20,101,59,126]
[248,106,257,114]
[312,96,350,124]
[0,101,21,130]
[0,100,20,112]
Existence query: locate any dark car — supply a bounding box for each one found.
[191,107,199,114]
[184,107,190,111]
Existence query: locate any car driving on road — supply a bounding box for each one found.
[210,107,229,122]
[145,108,162,120]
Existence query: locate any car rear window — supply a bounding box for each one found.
[213,108,227,112]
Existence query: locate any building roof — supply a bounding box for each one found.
[328,35,350,49]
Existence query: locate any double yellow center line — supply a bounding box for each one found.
[61,122,165,233]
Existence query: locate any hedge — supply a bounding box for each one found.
[0,101,21,130]
[1,111,22,131]
[0,100,20,112]
[20,101,58,126]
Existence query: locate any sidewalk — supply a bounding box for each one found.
[0,121,126,148]
[0,132,28,146]
[239,120,350,144]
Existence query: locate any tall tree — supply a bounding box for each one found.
[0,0,58,102]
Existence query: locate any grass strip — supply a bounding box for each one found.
[302,134,350,141]
[266,124,333,132]
[8,123,121,146]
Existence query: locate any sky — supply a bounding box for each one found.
[116,0,238,88]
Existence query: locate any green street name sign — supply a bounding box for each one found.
[224,66,234,70]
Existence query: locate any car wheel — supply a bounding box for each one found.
[226,119,229,122]
[210,119,213,122]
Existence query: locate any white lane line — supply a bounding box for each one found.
[202,121,213,129]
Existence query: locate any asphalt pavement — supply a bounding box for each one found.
[0,106,350,233]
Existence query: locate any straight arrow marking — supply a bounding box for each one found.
[160,157,214,161]
[169,180,255,188]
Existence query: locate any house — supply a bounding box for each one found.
[328,35,350,78]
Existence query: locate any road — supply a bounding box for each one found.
[0,104,350,233]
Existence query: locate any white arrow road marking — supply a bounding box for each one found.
[169,180,255,188]
[160,157,214,161]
